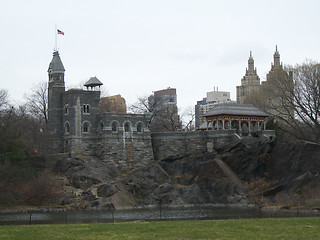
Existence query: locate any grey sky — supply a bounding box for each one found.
[1,0,319,112]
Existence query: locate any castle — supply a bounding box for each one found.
[47,50,275,170]
[47,51,153,169]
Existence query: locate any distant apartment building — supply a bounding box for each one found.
[148,87,181,132]
[195,98,207,129]
[150,87,177,107]
[99,94,127,113]
[235,47,293,122]
[261,46,294,120]
[195,88,232,128]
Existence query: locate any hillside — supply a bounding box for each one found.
[51,139,320,210]
[1,138,319,210]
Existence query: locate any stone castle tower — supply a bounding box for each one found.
[47,51,102,153]
[47,51,154,169]
[236,52,261,104]
[47,51,66,152]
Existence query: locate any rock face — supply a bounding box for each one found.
[54,139,320,209]
[217,138,320,206]
[55,153,250,209]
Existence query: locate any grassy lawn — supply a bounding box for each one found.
[0,217,320,240]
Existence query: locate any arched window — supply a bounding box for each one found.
[83,122,90,133]
[64,104,69,115]
[137,122,143,133]
[99,121,104,132]
[124,122,131,132]
[65,122,70,134]
[112,121,118,132]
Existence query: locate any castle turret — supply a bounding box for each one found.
[47,51,65,152]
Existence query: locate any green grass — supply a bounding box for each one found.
[0,217,320,240]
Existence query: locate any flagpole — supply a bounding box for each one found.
[54,24,57,51]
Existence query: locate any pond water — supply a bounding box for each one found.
[0,206,319,225]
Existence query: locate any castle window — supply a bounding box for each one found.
[83,122,90,133]
[137,122,143,133]
[124,122,131,132]
[65,122,70,134]
[98,121,104,132]
[64,104,69,115]
[83,104,90,114]
[112,121,118,132]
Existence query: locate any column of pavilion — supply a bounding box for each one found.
[205,115,267,133]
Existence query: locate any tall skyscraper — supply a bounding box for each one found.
[236,51,261,104]
[262,46,294,120]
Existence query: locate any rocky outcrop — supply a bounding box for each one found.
[217,139,320,207]
[53,139,320,210]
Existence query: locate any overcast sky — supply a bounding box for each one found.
[1,0,319,113]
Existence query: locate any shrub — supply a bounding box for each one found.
[22,171,63,206]
[245,178,274,205]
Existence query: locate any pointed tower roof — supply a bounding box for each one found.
[84,76,103,89]
[272,45,281,68]
[247,50,256,74]
[48,51,65,73]
[274,45,279,56]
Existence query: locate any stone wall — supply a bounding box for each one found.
[152,130,238,161]
[65,129,154,171]
[95,134,153,170]
[63,89,101,138]
[56,128,274,172]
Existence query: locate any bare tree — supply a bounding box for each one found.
[129,95,181,132]
[181,106,195,131]
[0,89,9,111]
[260,61,320,143]
[0,89,15,136]
[0,98,28,163]
[25,81,48,125]
[99,86,109,98]
[128,95,157,128]
[151,105,181,132]
[129,95,156,114]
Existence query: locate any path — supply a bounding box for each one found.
[214,158,245,190]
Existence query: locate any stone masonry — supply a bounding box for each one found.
[47,51,275,171]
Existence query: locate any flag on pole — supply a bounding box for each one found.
[57,29,64,35]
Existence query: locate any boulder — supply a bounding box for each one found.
[97,184,117,198]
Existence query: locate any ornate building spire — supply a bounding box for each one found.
[273,45,281,68]
[248,50,255,73]
[236,51,261,104]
